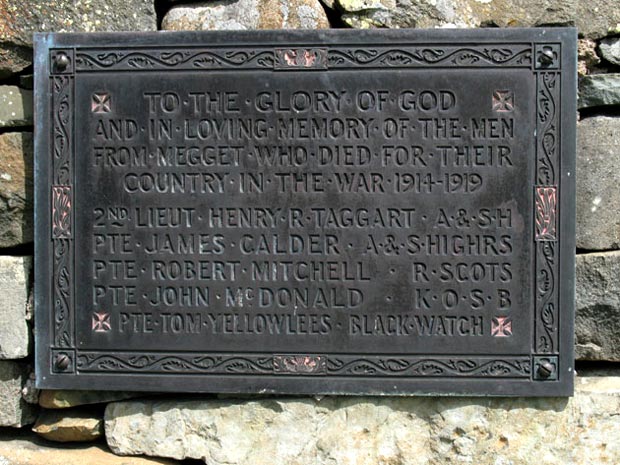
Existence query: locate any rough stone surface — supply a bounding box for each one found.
[0,44,31,79]
[336,0,620,38]
[0,132,33,248]
[32,408,104,443]
[0,0,156,75]
[105,374,620,465]
[578,39,600,76]
[579,74,620,109]
[600,36,620,66]
[576,116,620,250]
[0,256,31,359]
[38,390,143,409]
[0,0,156,47]
[162,0,330,31]
[0,430,181,465]
[21,371,39,404]
[0,361,37,427]
[576,251,620,361]
[0,86,32,128]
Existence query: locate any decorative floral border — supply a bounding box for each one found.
[51,72,74,352]
[534,69,560,355]
[49,41,563,380]
[76,352,531,378]
[73,44,532,71]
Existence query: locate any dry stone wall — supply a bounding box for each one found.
[103,377,620,465]
[0,1,618,463]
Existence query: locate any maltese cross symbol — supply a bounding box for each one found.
[91,93,111,113]
[492,90,514,112]
[92,312,111,333]
[491,316,512,337]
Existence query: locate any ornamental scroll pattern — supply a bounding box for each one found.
[73,44,532,71]
[535,186,557,241]
[328,45,531,68]
[76,353,531,378]
[61,41,549,380]
[275,48,328,69]
[274,355,327,374]
[535,69,560,354]
[75,49,276,71]
[52,186,72,239]
[52,75,74,349]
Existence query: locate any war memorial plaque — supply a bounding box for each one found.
[34,29,576,396]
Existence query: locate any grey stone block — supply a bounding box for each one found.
[600,37,620,67]
[162,0,329,30]
[0,87,32,128]
[0,132,33,247]
[576,251,620,361]
[104,374,620,465]
[576,116,620,251]
[0,361,37,427]
[0,256,32,359]
[578,74,620,109]
[336,0,618,38]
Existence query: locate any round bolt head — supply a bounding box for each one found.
[539,49,555,65]
[537,360,554,378]
[55,53,70,70]
[55,354,70,370]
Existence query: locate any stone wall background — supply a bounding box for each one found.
[0,1,619,464]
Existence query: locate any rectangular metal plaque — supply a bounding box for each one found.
[34,28,576,396]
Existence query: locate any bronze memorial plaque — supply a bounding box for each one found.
[34,29,576,396]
